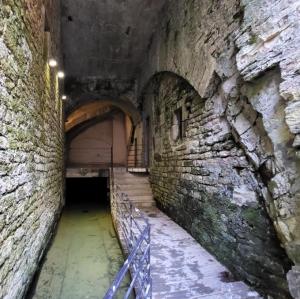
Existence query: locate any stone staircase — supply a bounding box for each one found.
[113,168,156,209]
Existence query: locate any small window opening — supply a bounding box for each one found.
[171,107,183,141]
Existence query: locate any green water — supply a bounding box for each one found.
[27,204,131,299]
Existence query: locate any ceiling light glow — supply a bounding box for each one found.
[49,59,58,67]
[62,95,67,100]
[58,71,65,79]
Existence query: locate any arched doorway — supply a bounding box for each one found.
[135,71,292,298]
[65,101,137,170]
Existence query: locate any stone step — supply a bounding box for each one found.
[123,189,152,196]
[115,173,149,180]
[127,168,148,173]
[117,183,151,189]
[113,169,155,209]
[131,201,156,208]
[127,195,154,201]
[114,173,148,178]
[115,177,149,182]
[115,181,150,187]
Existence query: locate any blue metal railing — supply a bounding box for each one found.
[104,180,151,299]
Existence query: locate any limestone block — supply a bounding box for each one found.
[293,135,300,148]
[274,219,293,243]
[239,128,259,152]
[287,266,300,299]
[269,173,291,199]
[0,136,8,149]
[285,101,300,134]
[232,185,257,207]
[232,113,253,135]
[220,74,239,99]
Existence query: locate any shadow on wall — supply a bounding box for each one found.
[137,71,293,299]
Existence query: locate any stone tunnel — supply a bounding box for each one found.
[0,1,300,299]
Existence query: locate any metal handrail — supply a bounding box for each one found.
[104,180,151,299]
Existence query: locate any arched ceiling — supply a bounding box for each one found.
[65,101,114,132]
[61,0,166,80]
[65,97,141,126]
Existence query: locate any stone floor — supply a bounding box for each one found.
[26,204,130,299]
[143,207,262,299]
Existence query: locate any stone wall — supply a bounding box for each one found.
[137,0,300,298]
[142,72,292,298]
[0,1,63,298]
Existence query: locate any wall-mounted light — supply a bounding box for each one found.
[62,95,67,100]
[48,59,58,67]
[58,71,65,79]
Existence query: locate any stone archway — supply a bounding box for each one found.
[65,101,138,168]
[138,71,293,298]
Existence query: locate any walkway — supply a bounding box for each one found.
[27,204,129,299]
[144,207,262,299]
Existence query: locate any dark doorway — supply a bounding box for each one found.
[66,177,109,207]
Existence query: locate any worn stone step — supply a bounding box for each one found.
[131,201,156,208]
[128,196,154,203]
[116,184,150,189]
[119,185,151,191]
[114,173,149,179]
[114,174,149,179]
[127,168,148,173]
[115,179,149,183]
[115,183,150,188]
[123,189,152,196]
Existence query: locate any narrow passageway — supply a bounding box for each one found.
[2,1,299,298]
[145,208,261,299]
[27,178,129,299]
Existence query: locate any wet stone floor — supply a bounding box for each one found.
[27,204,129,299]
[144,208,262,299]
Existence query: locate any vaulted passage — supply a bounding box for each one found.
[1,1,300,299]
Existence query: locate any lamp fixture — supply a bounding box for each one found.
[48,59,58,67]
[62,95,67,100]
[58,71,65,79]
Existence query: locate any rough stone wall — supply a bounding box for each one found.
[0,1,63,298]
[138,0,300,298]
[235,3,300,297]
[142,72,292,298]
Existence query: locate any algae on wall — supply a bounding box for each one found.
[141,72,292,299]
[0,1,64,298]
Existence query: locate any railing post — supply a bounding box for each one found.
[130,202,133,251]
[147,223,151,299]
[105,181,151,299]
